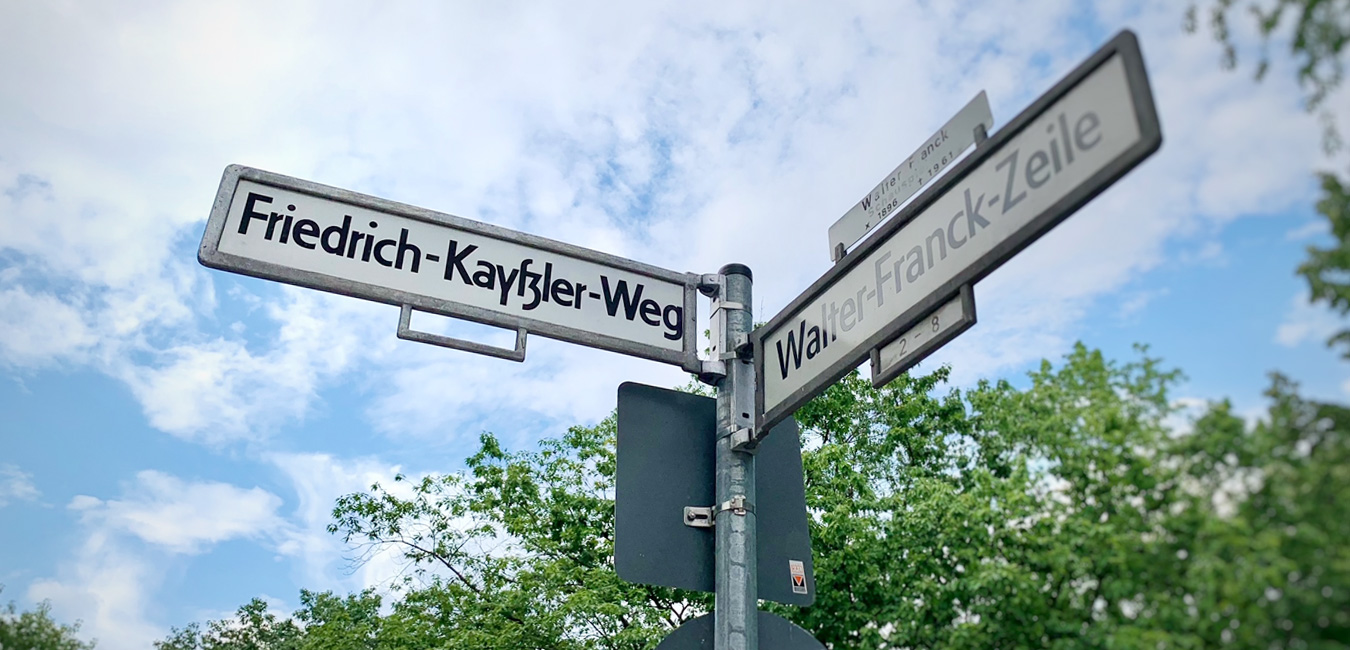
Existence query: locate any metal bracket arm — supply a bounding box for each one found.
[697,273,724,297]
[682,495,756,528]
[727,427,756,452]
[698,360,727,384]
[733,335,753,360]
[974,122,989,146]
[697,272,730,385]
[698,271,755,383]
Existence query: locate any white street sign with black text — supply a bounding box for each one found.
[200,167,701,371]
[754,32,1162,434]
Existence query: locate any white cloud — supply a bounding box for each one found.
[266,452,412,592]
[28,531,165,650]
[0,464,40,507]
[29,468,289,650]
[0,287,96,369]
[0,0,1334,447]
[113,289,390,446]
[0,159,208,347]
[1178,240,1226,267]
[1117,288,1170,321]
[1275,292,1341,348]
[26,468,318,650]
[69,470,285,554]
[1286,219,1328,241]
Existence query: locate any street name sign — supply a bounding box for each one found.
[754,30,1162,435]
[870,285,976,388]
[199,165,701,371]
[828,91,994,261]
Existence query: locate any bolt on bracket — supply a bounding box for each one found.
[683,495,756,528]
[697,273,724,297]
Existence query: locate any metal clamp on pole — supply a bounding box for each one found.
[728,427,753,450]
[697,273,724,298]
[699,360,728,384]
[720,494,754,516]
[683,495,756,529]
[697,272,736,385]
[699,269,756,389]
[396,305,528,362]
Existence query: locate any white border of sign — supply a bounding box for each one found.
[752,30,1163,435]
[199,165,702,372]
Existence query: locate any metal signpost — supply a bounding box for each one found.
[708,265,758,650]
[754,30,1161,438]
[197,29,1161,650]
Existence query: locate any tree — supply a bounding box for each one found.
[156,591,405,650]
[789,346,1206,647]
[1187,1,1350,357]
[291,591,385,650]
[1172,374,1350,647]
[156,598,301,650]
[0,590,95,650]
[162,344,1350,648]
[1186,0,1348,153]
[326,417,707,650]
[1299,174,1350,357]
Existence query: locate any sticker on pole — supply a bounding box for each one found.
[790,560,808,594]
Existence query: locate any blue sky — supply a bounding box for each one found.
[2,1,1347,647]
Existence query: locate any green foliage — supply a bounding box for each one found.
[323,414,706,649]
[1174,375,1350,647]
[1299,173,1350,357]
[156,598,301,650]
[160,344,1350,649]
[1188,1,1350,358]
[785,345,1195,648]
[0,590,95,650]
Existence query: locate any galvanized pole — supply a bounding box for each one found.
[712,263,757,650]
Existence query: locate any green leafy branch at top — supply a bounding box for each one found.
[1186,0,1349,154]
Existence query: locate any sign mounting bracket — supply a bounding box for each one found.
[396,304,528,362]
[683,495,756,529]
